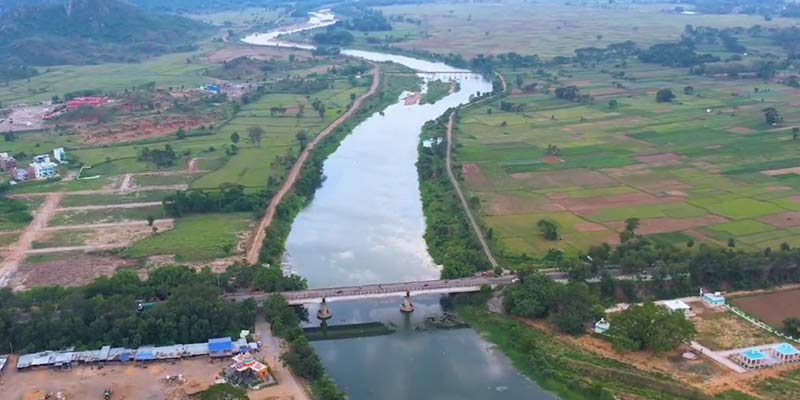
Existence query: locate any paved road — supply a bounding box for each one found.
[246,64,381,264]
[226,276,516,305]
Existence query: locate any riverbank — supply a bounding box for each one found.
[417,114,493,278]
[458,305,718,400]
[256,69,421,266]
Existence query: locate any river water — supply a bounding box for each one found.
[246,16,556,400]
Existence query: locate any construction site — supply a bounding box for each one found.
[0,335,284,400]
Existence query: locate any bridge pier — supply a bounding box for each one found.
[400,291,414,313]
[317,298,332,320]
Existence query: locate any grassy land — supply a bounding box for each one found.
[31,230,95,249]
[420,79,453,104]
[374,1,795,58]
[458,306,721,400]
[123,212,251,261]
[49,206,165,226]
[454,58,800,262]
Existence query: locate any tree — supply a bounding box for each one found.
[146,216,155,226]
[247,127,264,147]
[537,219,560,241]
[683,86,695,95]
[503,271,560,319]
[550,283,596,335]
[784,318,800,337]
[176,128,187,140]
[609,302,696,352]
[656,88,676,103]
[793,127,799,140]
[608,99,618,109]
[764,107,782,126]
[230,131,240,144]
[728,238,736,248]
[624,217,640,233]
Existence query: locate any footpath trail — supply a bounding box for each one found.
[55,201,163,212]
[0,193,63,287]
[246,65,381,264]
[445,112,499,268]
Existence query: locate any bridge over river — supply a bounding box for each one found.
[224,275,518,306]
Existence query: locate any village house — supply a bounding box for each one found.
[0,152,16,171]
[29,154,59,180]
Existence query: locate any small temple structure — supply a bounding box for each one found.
[225,352,275,389]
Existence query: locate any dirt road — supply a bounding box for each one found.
[55,201,163,212]
[254,314,311,400]
[445,112,498,268]
[41,219,174,231]
[246,65,381,264]
[0,193,63,287]
[10,184,188,198]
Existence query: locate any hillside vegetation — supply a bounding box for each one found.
[0,0,212,67]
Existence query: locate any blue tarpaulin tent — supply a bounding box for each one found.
[208,337,233,357]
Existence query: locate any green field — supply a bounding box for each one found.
[49,205,165,226]
[456,56,800,261]
[375,1,795,58]
[123,212,251,261]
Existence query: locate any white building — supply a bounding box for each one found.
[662,299,691,315]
[702,291,725,307]
[53,147,66,163]
[594,318,610,334]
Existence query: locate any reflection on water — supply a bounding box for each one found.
[307,297,556,400]
[247,20,558,400]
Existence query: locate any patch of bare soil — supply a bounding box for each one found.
[403,92,421,105]
[731,289,800,328]
[13,254,138,289]
[2,355,228,400]
[635,152,683,164]
[729,126,757,134]
[633,179,690,194]
[511,168,615,188]
[759,211,800,228]
[79,115,213,145]
[485,194,563,216]
[461,162,490,188]
[541,155,564,164]
[762,166,800,177]
[605,216,728,235]
[552,192,684,215]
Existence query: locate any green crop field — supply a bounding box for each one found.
[123,212,251,261]
[456,54,800,261]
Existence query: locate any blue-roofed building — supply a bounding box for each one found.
[202,84,221,94]
[134,347,155,362]
[770,343,800,364]
[209,337,234,358]
[733,348,768,369]
[702,292,725,307]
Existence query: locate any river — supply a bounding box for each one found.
[245,14,556,400]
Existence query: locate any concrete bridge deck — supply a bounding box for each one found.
[225,276,516,305]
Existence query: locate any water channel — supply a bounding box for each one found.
[245,15,557,400]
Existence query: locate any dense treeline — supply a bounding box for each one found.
[138,144,178,168]
[0,266,258,354]
[334,5,392,31]
[162,184,265,217]
[417,115,492,278]
[0,262,310,355]
[312,29,355,46]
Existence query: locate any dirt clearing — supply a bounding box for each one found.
[759,211,800,228]
[550,192,685,214]
[731,289,800,328]
[78,115,213,145]
[690,302,778,351]
[762,166,800,177]
[728,127,757,135]
[462,162,490,188]
[11,254,138,289]
[510,168,615,188]
[0,104,53,133]
[206,45,310,63]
